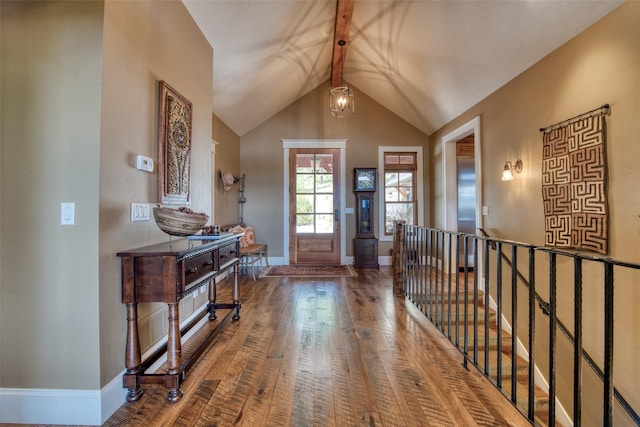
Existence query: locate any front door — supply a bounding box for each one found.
[289,148,341,264]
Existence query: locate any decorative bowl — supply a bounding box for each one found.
[152,206,209,236]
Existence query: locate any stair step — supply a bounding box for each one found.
[499,379,550,412]
[438,311,516,354]
[419,288,561,427]
[436,304,496,324]
[469,327,514,351]
[409,290,484,303]
[471,349,529,380]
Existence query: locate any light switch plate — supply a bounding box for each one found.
[61,202,75,225]
[131,203,150,221]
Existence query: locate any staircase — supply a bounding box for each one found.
[412,288,560,427]
[396,223,640,427]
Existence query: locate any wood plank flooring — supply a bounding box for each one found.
[9,267,533,427]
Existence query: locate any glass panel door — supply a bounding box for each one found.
[289,149,340,264]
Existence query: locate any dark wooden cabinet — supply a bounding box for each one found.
[117,234,242,402]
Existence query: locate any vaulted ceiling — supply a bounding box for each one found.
[182,0,623,137]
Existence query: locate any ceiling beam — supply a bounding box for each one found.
[330,0,355,88]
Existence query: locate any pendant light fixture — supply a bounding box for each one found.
[329,39,355,118]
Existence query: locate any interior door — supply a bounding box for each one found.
[289,149,341,264]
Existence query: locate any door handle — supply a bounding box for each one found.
[335,209,339,221]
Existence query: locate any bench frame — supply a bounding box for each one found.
[239,243,268,280]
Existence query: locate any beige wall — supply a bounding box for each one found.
[429,2,640,423]
[240,81,429,258]
[99,0,213,386]
[213,114,242,226]
[1,0,214,395]
[1,1,104,390]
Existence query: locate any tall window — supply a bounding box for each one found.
[383,152,417,235]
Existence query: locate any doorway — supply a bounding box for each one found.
[289,148,341,264]
[442,117,483,273]
[456,137,476,269]
[282,139,347,266]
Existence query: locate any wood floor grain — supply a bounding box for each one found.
[6,267,532,427]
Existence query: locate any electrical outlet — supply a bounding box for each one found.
[131,203,150,221]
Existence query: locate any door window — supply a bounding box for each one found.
[295,153,335,234]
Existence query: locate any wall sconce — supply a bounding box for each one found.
[501,159,523,181]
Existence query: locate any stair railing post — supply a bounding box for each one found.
[454,233,461,347]
[392,220,405,297]
[496,241,503,389]
[527,246,536,422]
[574,257,583,426]
[604,261,614,427]
[549,252,557,426]
[484,238,491,376]
[463,234,470,369]
[473,237,479,365]
[511,244,518,405]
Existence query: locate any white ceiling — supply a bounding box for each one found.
[183,0,623,137]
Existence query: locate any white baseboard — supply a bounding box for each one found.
[0,299,220,425]
[0,365,130,425]
[378,255,392,266]
[0,371,128,425]
[101,373,129,423]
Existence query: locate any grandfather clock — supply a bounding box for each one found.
[353,168,379,269]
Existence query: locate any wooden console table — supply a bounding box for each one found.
[117,233,241,403]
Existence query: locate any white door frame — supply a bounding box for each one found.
[442,117,483,277]
[281,139,347,265]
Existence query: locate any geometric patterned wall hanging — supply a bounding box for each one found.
[542,113,608,254]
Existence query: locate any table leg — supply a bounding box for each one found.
[232,263,241,320]
[124,303,143,402]
[166,303,183,402]
[207,278,217,320]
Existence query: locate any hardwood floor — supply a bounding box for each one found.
[11,267,533,427]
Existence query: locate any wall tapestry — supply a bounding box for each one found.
[541,106,609,254]
[158,81,192,205]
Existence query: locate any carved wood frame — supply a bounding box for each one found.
[158,81,193,205]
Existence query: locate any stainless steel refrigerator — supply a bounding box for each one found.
[457,157,476,269]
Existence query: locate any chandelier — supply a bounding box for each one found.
[329,40,355,118]
[329,86,355,118]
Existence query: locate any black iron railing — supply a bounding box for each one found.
[395,224,640,427]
